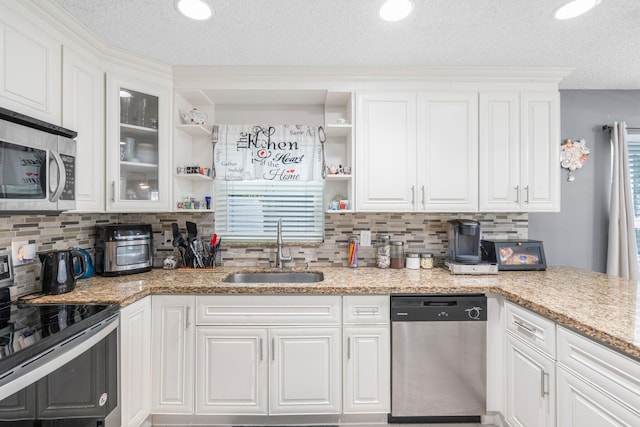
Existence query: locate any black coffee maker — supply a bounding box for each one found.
[447,219,481,264]
[39,250,86,295]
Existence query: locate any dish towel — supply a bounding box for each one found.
[213,124,324,182]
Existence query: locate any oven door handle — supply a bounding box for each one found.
[49,150,67,203]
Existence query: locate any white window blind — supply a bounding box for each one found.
[627,135,640,259]
[214,181,325,242]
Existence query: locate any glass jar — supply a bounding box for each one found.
[347,235,359,268]
[406,252,420,269]
[390,241,404,269]
[420,253,434,269]
[376,234,391,269]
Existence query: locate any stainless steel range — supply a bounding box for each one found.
[0,251,119,426]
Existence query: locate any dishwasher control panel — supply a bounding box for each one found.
[390,294,487,321]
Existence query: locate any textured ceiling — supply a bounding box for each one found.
[50,0,640,89]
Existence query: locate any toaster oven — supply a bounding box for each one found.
[95,224,153,276]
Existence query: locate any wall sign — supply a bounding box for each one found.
[213,124,324,181]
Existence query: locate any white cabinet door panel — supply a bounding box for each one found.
[120,297,152,427]
[270,327,341,415]
[62,46,105,212]
[343,326,390,414]
[505,333,555,427]
[479,92,520,211]
[195,327,268,415]
[0,10,61,124]
[557,367,640,427]
[521,92,560,212]
[356,92,416,211]
[152,296,195,414]
[418,92,478,212]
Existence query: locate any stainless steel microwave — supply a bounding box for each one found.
[0,107,77,212]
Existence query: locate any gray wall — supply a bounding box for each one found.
[529,90,640,272]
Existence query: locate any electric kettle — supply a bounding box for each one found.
[39,249,86,295]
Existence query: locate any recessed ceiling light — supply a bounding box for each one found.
[120,90,132,98]
[554,0,601,20]
[379,0,414,22]
[176,0,213,21]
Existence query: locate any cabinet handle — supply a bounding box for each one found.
[185,306,190,329]
[355,307,379,315]
[513,319,537,335]
[347,337,351,360]
[271,338,275,362]
[259,337,264,361]
[411,185,415,204]
[524,185,530,203]
[111,181,116,202]
[515,185,520,204]
[541,371,549,397]
[421,185,425,206]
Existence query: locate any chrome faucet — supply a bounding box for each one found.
[275,218,292,269]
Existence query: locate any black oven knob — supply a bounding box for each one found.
[466,306,482,320]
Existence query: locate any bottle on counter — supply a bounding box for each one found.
[376,234,391,269]
[390,241,404,269]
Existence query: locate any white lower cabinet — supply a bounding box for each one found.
[270,327,341,415]
[556,326,640,426]
[195,326,341,415]
[505,332,555,427]
[195,327,268,415]
[151,296,195,414]
[557,367,640,427]
[120,297,152,427]
[194,295,342,417]
[343,326,390,414]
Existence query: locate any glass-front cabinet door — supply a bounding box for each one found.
[106,74,170,211]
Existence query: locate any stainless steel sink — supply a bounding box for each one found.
[223,271,324,283]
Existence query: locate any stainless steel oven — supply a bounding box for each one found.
[0,107,77,212]
[0,303,119,426]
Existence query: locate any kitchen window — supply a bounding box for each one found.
[627,131,640,259]
[214,181,325,242]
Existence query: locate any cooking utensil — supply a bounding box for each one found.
[186,221,198,246]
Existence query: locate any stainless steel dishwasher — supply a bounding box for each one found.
[390,294,487,423]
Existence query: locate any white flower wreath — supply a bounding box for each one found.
[560,138,590,181]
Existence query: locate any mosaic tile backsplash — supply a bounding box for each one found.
[0,211,527,291]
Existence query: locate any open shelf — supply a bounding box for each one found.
[176,124,212,136]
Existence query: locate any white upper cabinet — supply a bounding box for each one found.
[479,92,521,211]
[105,73,171,212]
[521,92,560,212]
[417,92,478,212]
[480,91,560,212]
[62,46,105,212]
[355,92,417,212]
[0,3,61,124]
[356,91,478,212]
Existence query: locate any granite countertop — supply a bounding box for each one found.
[26,265,640,360]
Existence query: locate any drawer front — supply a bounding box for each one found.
[343,295,390,325]
[505,301,556,357]
[196,295,341,326]
[557,326,640,411]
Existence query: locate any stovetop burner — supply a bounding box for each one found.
[0,301,118,375]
